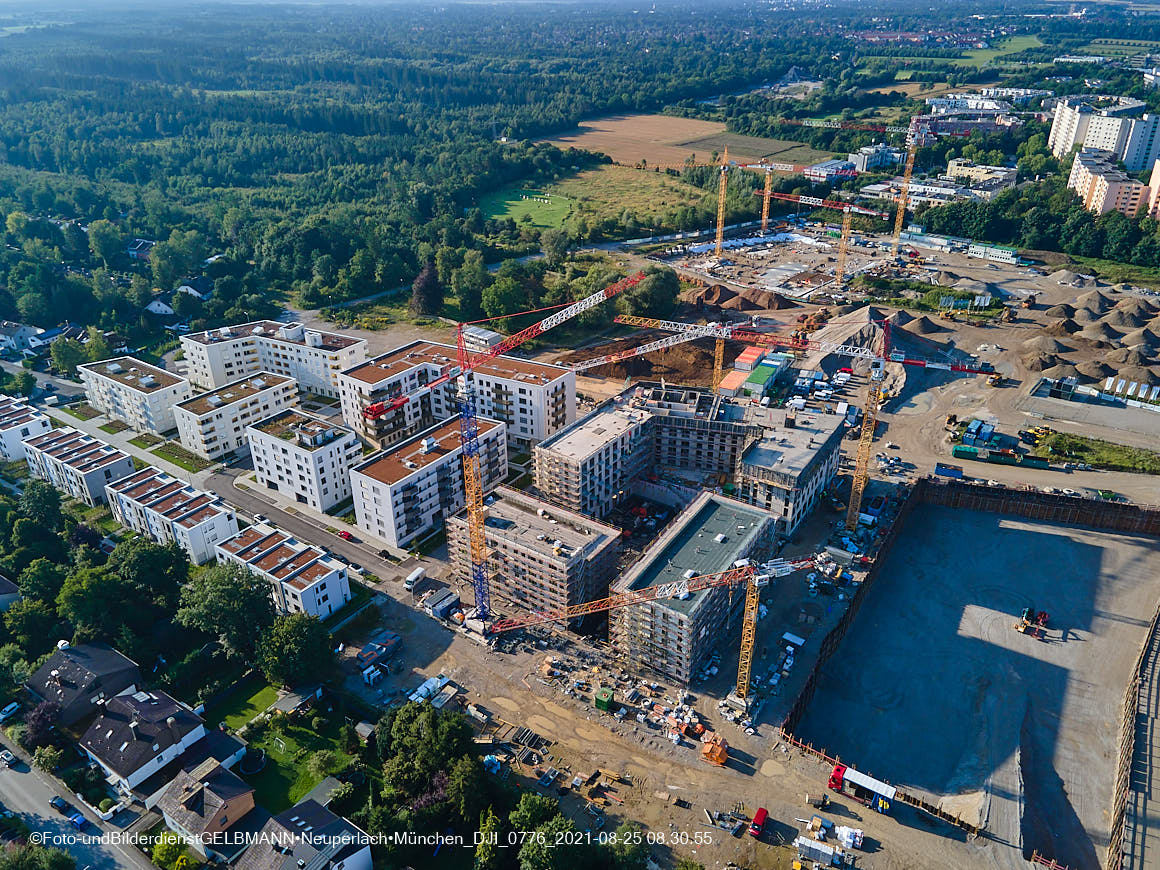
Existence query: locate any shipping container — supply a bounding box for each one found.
[978,423,995,442]
[986,451,1019,466]
[1019,455,1050,469]
[952,445,979,460]
[934,463,964,479]
[965,419,982,437]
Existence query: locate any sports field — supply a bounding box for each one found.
[478,187,573,229]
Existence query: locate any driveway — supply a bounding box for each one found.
[0,737,154,870]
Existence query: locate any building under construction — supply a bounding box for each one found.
[446,486,622,627]
[533,383,843,536]
[609,491,777,685]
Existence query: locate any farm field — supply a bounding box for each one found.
[540,112,835,166]
[1084,37,1160,55]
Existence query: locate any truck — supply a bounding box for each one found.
[934,462,964,479]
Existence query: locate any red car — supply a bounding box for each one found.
[337,530,354,541]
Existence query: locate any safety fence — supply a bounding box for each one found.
[779,477,1160,854]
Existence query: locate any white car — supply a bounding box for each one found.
[0,750,14,768]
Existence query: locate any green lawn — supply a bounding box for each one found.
[322,581,375,631]
[952,35,1043,67]
[129,432,164,448]
[244,718,355,813]
[99,420,130,434]
[1034,432,1160,475]
[203,677,280,731]
[1069,256,1160,289]
[151,442,215,472]
[61,403,100,421]
[479,186,574,229]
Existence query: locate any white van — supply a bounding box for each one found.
[404,567,425,592]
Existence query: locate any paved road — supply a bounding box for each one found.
[0,737,153,870]
[0,361,84,400]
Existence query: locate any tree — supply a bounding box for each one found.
[409,260,443,316]
[3,599,61,657]
[84,327,110,362]
[475,807,502,870]
[0,844,76,870]
[20,480,62,530]
[87,219,122,267]
[379,703,474,801]
[23,701,61,749]
[609,822,649,870]
[481,276,525,321]
[447,755,486,826]
[49,339,87,376]
[0,644,32,702]
[151,832,183,870]
[508,792,559,833]
[451,251,487,320]
[56,567,139,639]
[19,559,66,604]
[5,211,29,241]
[8,370,35,398]
[176,565,275,661]
[306,750,342,779]
[32,745,64,772]
[518,814,576,870]
[107,538,189,611]
[617,267,679,318]
[540,228,570,267]
[255,613,334,686]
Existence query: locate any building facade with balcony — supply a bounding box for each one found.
[174,374,297,460]
[79,357,192,435]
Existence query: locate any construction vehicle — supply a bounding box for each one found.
[1021,293,1037,309]
[1014,607,1049,639]
[987,374,1004,387]
[944,413,958,430]
[701,731,729,766]
[360,270,646,622]
[489,556,819,707]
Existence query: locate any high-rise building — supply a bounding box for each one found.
[1049,96,1160,172]
[1067,149,1150,217]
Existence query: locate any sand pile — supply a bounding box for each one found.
[1100,308,1148,329]
[1116,364,1157,384]
[1049,269,1080,284]
[1077,290,1115,313]
[903,315,947,335]
[1121,329,1160,351]
[1114,296,1158,317]
[1076,360,1115,380]
[1079,322,1122,343]
[937,271,959,286]
[1044,318,1082,336]
[1022,336,1071,353]
[891,310,916,326]
[1042,362,1081,380]
[1045,304,1075,318]
[953,278,990,295]
[1021,351,1060,372]
[1107,347,1152,366]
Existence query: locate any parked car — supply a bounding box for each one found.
[0,702,19,723]
[0,749,15,768]
[348,563,363,574]
[68,813,89,831]
[336,530,354,541]
[253,514,268,524]
[49,796,72,815]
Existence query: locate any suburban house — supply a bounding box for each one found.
[145,295,175,317]
[234,799,373,870]
[127,239,155,260]
[0,321,44,352]
[157,759,256,863]
[175,276,214,301]
[0,576,19,612]
[27,322,85,351]
[25,642,141,727]
[80,690,208,797]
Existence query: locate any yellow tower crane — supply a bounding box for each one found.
[714,147,729,258]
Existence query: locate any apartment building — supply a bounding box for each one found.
[338,340,574,451]
[0,396,51,462]
[447,486,622,624]
[216,522,352,618]
[847,143,904,173]
[1049,95,1160,172]
[1067,149,1150,217]
[174,374,297,460]
[105,467,239,564]
[351,415,507,549]
[78,357,192,435]
[609,492,777,685]
[24,428,136,506]
[181,321,366,398]
[247,410,361,512]
[945,158,1018,186]
[926,93,1012,115]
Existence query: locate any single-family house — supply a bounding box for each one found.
[145,295,175,317]
[0,321,44,353]
[234,799,372,870]
[25,641,141,726]
[175,276,214,301]
[156,759,256,863]
[127,239,155,261]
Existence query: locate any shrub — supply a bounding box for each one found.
[32,745,63,772]
[99,798,114,812]
[310,715,326,733]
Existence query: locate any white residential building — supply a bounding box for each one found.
[180,321,366,398]
[926,94,1012,115]
[174,373,297,460]
[1049,95,1160,172]
[847,143,904,173]
[351,415,507,549]
[0,321,43,352]
[0,397,51,462]
[78,357,192,435]
[105,467,239,564]
[338,340,574,451]
[247,410,361,512]
[24,428,136,506]
[215,522,352,618]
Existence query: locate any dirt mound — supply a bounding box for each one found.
[1114,296,1159,316]
[832,304,863,317]
[1100,308,1148,329]
[1077,289,1115,313]
[1045,304,1075,318]
[1107,347,1151,366]
[1041,362,1080,380]
[1079,322,1122,343]
[1022,336,1071,353]
[1076,359,1115,380]
[903,315,947,335]
[1021,351,1060,372]
[1049,269,1080,285]
[561,334,719,384]
[757,291,799,311]
[1121,328,1160,351]
[1070,308,1097,324]
[937,271,959,286]
[1044,318,1082,336]
[700,284,737,306]
[953,278,991,295]
[697,284,797,312]
[1116,364,1158,384]
[891,310,916,326]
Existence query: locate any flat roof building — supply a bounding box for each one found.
[216,522,352,619]
[1067,148,1150,217]
[0,396,51,462]
[338,340,574,451]
[24,427,136,506]
[609,492,777,685]
[175,373,297,460]
[105,467,239,564]
[247,410,361,512]
[351,415,507,550]
[181,321,366,399]
[79,357,192,435]
[447,487,622,625]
